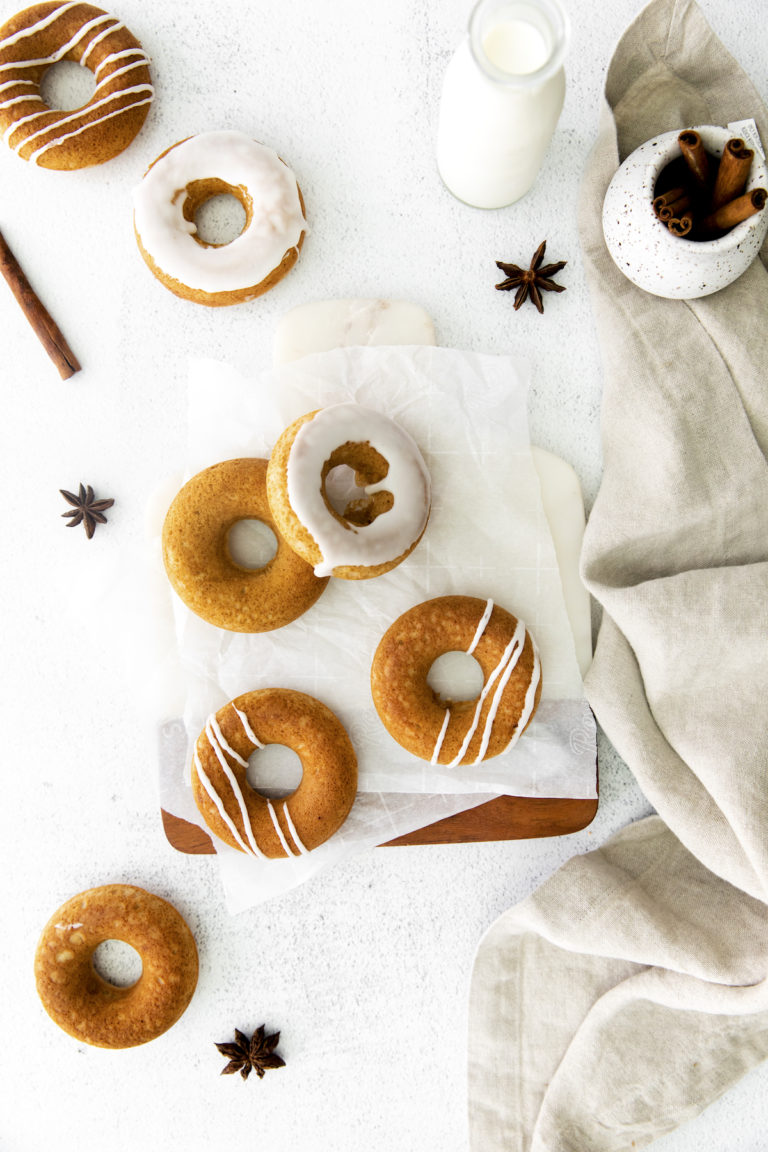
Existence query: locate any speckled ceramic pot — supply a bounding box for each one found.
[602,124,768,299]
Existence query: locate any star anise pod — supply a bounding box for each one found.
[495,240,567,314]
[215,1025,286,1081]
[60,483,114,539]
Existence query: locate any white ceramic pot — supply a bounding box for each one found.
[602,124,768,299]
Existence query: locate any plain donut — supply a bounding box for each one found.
[35,884,198,1048]
[162,457,328,633]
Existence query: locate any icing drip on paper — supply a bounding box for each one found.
[285,403,431,576]
[132,131,306,294]
[430,600,536,767]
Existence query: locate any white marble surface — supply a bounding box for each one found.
[1,0,767,1149]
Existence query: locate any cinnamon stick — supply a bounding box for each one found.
[710,137,754,210]
[667,214,693,237]
[655,191,692,222]
[678,130,710,188]
[0,229,80,380]
[702,188,767,233]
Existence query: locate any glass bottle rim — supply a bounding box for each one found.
[468,0,570,89]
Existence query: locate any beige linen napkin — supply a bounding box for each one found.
[468,1,768,1148]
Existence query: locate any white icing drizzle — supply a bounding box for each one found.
[282,804,309,855]
[95,47,146,74]
[502,641,542,752]
[204,717,264,857]
[94,59,147,91]
[0,93,42,109]
[132,130,306,294]
[446,617,527,767]
[207,714,248,767]
[266,800,294,857]
[80,20,124,66]
[15,83,152,154]
[286,404,431,577]
[0,11,115,74]
[194,749,253,856]
[430,600,536,768]
[0,79,35,92]
[429,708,451,766]
[25,93,152,161]
[466,597,493,655]
[0,2,78,51]
[232,703,263,748]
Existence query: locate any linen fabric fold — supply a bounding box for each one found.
[468,0,768,1148]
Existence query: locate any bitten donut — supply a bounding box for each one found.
[162,457,328,633]
[266,403,431,579]
[35,884,198,1048]
[371,595,542,765]
[191,689,358,858]
[133,130,306,306]
[0,3,152,169]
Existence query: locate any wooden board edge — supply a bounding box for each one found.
[161,792,600,856]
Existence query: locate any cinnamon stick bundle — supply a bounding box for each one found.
[678,130,711,188]
[710,137,754,210]
[0,229,80,380]
[702,188,767,233]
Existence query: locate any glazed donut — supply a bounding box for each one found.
[35,884,198,1048]
[162,457,328,633]
[266,403,431,579]
[191,689,358,858]
[133,130,306,306]
[371,595,542,765]
[0,3,152,170]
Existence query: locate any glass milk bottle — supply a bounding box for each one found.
[437,0,569,209]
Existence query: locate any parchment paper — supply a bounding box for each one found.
[144,346,595,910]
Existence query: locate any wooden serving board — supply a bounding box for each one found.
[161,788,598,854]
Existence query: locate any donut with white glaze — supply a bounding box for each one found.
[162,457,328,633]
[191,689,358,858]
[0,2,152,169]
[266,404,431,580]
[371,595,542,764]
[35,884,198,1048]
[133,130,306,306]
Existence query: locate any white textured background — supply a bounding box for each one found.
[1,0,766,1149]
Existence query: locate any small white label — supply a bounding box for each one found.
[727,118,765,159]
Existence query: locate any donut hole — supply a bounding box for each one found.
[427,651,485,707]
[92,940,143,989]
[40,60,97,111]
[227,519,278,569]
[247,744,303,799]
[182,179,251,248]
[323,443,394,528]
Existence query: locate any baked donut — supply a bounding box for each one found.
[133,130,306,306]
[371,595,542,765]
[0,3,152,169]
[266,403,431,579]
[35,884,198,1048]
[162,457,328,633]
[191,689,358,857]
